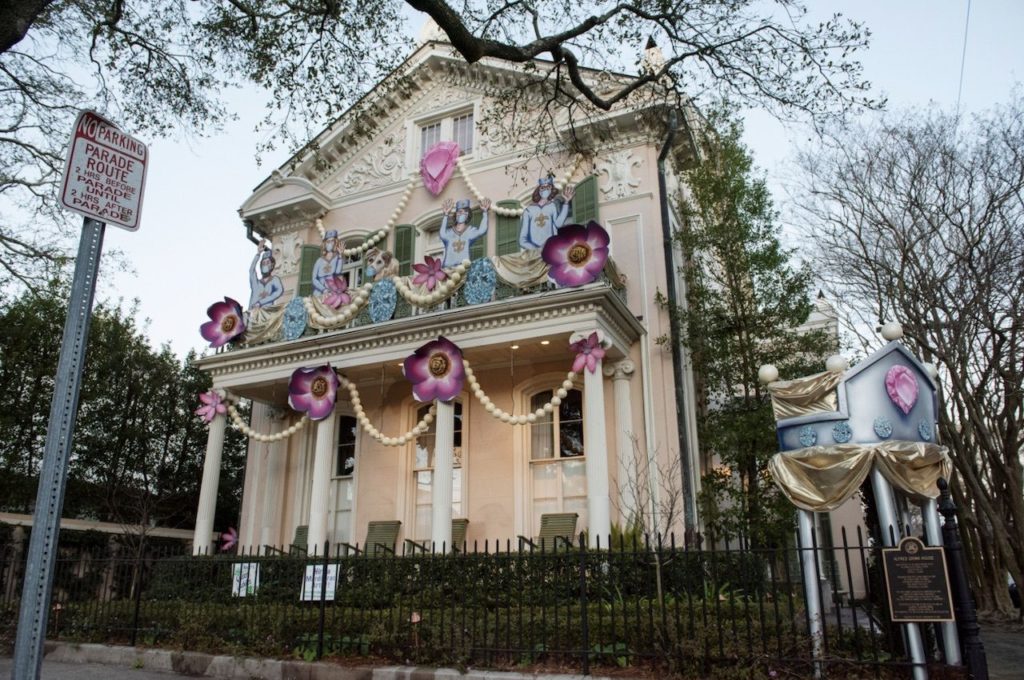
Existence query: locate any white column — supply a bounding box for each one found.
[580,338,611,548]
[260,419,287,551]
[431,400,455,550]
[193,413,227,555]
[797,509,824,676]
[603,360,637,528]
[307,416,337,554]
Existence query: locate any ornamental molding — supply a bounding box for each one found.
[335,131,407,194]
[197,286,643,388]
[271,233,304,276]
[603,359,636,380]
[596,150,643,200]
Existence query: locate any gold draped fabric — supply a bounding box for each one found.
[244,305,285,345]
[767,370,844,420]
[492,250,550,289]
[768,441,952,512]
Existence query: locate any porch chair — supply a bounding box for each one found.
[404,518,470,554]
[264,524,308,556]
[518,512,578,552]
[342,520,401,556]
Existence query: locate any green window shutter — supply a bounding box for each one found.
[495,200,521,256]
[469,208,486,260]
[571,175,598,224]
[393,224,414,276]
[297,245,320,297]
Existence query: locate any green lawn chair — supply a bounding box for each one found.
[518,512,578,552]
[342,520,401,556]
[264,524,308,556]
[404,518,470,554]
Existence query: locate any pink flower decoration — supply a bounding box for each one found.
[288,365,339,421]
[885,365,919,415]
[411,255,448,291]
[195,390,226,423]
[570,332,606,374]
[420,141,460,196]
[541,221,610,288]
[220,527,238,552]
[200,297,246,348]
[321,275,351,309]
[403,336,465,402]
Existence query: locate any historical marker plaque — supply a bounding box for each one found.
[882,537,954,622]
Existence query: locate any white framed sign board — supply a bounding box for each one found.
[59,110,147,231]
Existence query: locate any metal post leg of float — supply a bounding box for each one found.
[922,498,961,666]
[871,468,929,680]
[797,509,824,677]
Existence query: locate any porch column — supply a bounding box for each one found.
[431,399,455,550]
[575,330,611,548]
[307,415,337,554]
[260,412,288,551]
[603,360,636,527]
[193,412,227,555]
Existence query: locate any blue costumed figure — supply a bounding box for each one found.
[311,229,345,295]
[519,176,575,250]
[440,198,490,268]
[248,239,284,309]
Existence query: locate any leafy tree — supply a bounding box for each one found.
[793,96,1024,618]
[0,282,248,532]
[0,1,879,287]
[668,114,832,547]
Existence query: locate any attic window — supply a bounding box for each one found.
[418,110,474,158]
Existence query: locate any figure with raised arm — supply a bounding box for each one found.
[248,239,284,309]
[440,197,490,268]
[519,176,575,250]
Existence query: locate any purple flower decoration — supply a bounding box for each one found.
[322,275,351,309]
[403,336,465,402]
[195,390,226,423]
[200,297,246,348]
[412,255,448,291]
[288,365,339,421]
[220,527,238,552]
[570,332,606,374]
[542,221,610,287]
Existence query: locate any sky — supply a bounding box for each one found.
[95,0,1024,359]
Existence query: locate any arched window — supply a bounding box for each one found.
[410,401,464,540]
[341,237,364,289]
[528,388,587,535]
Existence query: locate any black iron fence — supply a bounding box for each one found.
[0,529,966,679]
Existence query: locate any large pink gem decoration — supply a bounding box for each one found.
[885,365,919,415]
[420,141,460,196]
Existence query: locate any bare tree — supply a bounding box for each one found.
[612,433,685,542]
[0,1,878,287]
[792,97,1024,618]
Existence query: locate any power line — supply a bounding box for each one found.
[955,0,972,115]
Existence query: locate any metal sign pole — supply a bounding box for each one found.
[11,217,106,680]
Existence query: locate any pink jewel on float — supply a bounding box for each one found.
[885,364,919,415]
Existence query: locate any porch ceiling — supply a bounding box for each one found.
[195,283,643,406]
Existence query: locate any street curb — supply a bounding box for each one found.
[42,642,608,680]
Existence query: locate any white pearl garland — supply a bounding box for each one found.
[457,156,583,217]
[463,359,577,426]
[303,282,374,327]
[227,403,310,442]
[392,260,471,308]
[314,175,418,258]
[339,376,437,446]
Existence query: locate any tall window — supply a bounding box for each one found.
[418,109,475,159]
[528,389,587,535]
[412,401,463,540]
[331,415,358,545]
[420,121,441,156]
[341,238,363,289]
[452,113,474,155]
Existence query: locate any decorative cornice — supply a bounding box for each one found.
[196,285,643,385]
